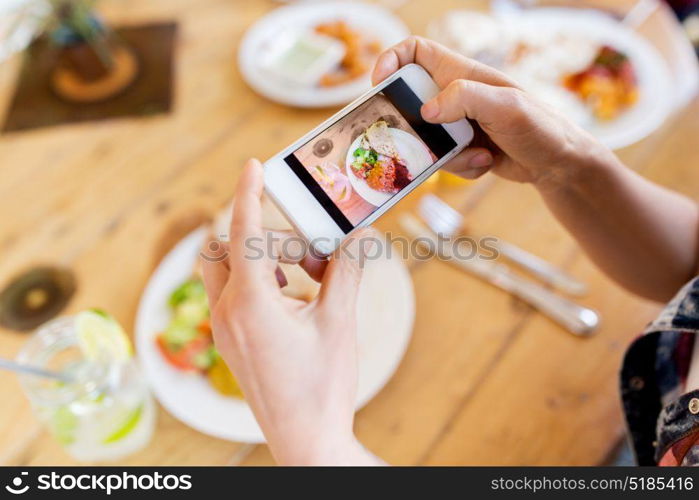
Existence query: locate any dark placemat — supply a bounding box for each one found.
[2,22,177,133]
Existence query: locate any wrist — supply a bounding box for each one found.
[271,432,377,466]
[533,134,620,196]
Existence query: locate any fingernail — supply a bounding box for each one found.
[468,152,492,169]
[275,266,288,288]
[374,54,393,81]
[376,55,391,73]
[422,101,439,120]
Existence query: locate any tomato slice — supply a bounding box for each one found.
[156,334,211,372]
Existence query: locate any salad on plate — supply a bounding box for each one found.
[349,120,412,194]
[155,278,243,398]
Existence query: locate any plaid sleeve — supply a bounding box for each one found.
[621,277,699,466]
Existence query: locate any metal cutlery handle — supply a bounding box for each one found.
[495,241,588,296]
[399,215,599,336]
[482,266,599,336]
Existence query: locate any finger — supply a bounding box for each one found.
[201,257,229,309]
[265,229,329,282]
[441,147,494,179]
[468,119,501,151]
[200,239,230,268]
[199,237,230,305]
[228,159,272,284]
[317,228,373,316]
[297,256,328,283]
[459,166,491,180]
[372,36,518,88]
[275,266,288,288]
[421,80,521,129]
[230,159,265,246]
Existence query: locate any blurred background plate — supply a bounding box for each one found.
[135,225,415,443]
[514,9,675,150]
[238,1,410,108]
[428,6,677,150]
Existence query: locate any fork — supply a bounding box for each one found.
[400,213,599,336]
[419,194,587,296]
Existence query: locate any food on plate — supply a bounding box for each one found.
[501,29,607,125]
[350,120,412,194]
[428,10,641,124]
[311,161,352,203]
[155,278,243,398]
[563,45,638,121]
[207,356,243,398]
[427,11,508,67]
[263,30,346,87]
[315,20,382,87]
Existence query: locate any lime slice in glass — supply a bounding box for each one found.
[52,406,78,445]
[103,404,144,444]
[75,309,132,362]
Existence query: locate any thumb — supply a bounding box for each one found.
[316,228,375,317]
[421,79,518,128]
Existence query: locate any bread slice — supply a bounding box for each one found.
[361,120,400,159]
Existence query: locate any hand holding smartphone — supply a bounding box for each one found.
[264,63,473,255]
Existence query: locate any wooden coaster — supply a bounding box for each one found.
[2,23,176,133]
[51,45,140,103]
[0,267,76,331]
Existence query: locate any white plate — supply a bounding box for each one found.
[345,128,433,207]
[135,227,415,443]
[238,1,410,108]
[429,8,676,150]
[511,9,675,150]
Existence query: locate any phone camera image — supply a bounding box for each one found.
[284,78,457,233]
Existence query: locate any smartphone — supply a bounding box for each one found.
[264,63,474,255]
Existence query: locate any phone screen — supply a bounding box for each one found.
[283,77,456,233]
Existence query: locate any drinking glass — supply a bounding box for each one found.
[16,316,155,462]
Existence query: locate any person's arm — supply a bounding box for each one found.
[201,159,383,465]
[373,37,699,302]
[536,148,699,302]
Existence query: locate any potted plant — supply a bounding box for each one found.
[44,0,139,102]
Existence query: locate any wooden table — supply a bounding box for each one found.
[0,0,697,466]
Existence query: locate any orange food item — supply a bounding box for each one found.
[315,21,381,87]
[564,45,638,121]
[197,318,212,335]
[365,163,390,191]
[207,356,244,398]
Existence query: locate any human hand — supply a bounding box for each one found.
[201,159,380,465]
[372,37,612,188]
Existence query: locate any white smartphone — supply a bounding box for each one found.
[264,63,474,255]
